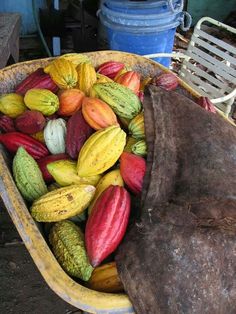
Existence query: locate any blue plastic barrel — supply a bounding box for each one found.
[99,0,191,67]
[0,0,46,35]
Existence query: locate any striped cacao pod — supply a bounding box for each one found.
[91,82,142,119]
[128,112,145,139]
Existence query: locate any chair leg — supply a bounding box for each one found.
[225,98,235,117]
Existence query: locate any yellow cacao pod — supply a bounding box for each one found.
[88,169,124,215]
[31,184,95,222]
[47,58,78,89]
[87,262,124,293]
[77,125,126,177]
[31,131,45,143]
[0,93,27,118]
[24,89,59,116]
[77,62,97,95]
[47,160,101,187]
[44,53,91,73]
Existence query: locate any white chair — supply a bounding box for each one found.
[144,17,236,117]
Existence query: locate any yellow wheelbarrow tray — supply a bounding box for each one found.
[0,50,230,313]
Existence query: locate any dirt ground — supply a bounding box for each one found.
[0,207,82,314]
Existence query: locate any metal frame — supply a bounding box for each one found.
[144,17,236,117]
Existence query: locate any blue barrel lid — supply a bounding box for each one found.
[100,2,184,28]
[99,11,184,33]
[103,0,184,14]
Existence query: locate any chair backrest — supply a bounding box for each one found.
[179,17,236,115]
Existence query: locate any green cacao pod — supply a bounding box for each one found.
[128,112,145,139]
[91,82,142,119]
[132,140,147,157]
[13,147,48,202]
[49,220,93,281]
[77,125,126,177]
[24,89,59,116]
[124,136,138,153]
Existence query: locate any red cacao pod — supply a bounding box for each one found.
[197,96,216,113]
[66,110,94,159]
[15,110,46,134]
[120,152,146,194]
[97,61,125,79]
[0,132,49,159]
[152,72,179,91]
[15,68,58,95]
[0,115,15,133]
[85,185,131,267]
[37,153,69,182]
[115,71,141,94]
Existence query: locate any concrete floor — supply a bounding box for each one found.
[0,207,82,314]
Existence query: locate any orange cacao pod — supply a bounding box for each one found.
[82,97,119,130]
[58,89,85,116]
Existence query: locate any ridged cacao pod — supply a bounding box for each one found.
[152,72,179,91]
[15,68,58,95]
[58,88,85,116]
[15,110,46,134]
[37,153,69,182]
[132,140,147,157]
[96,73,113,84]
[87,262,124,293]
[31,130,45,143]
[197,96,216,113]
[140,77,152,91]
[13,147,48,202]
[128,112,145,139]
[120,151,146,194]
[44,53,91,73]
[0,132,49,159]
[49,220,93,281]
[115,71,141,94]
[97,61,125,79]
[0,115,15,133]
[0,93,27,118]
[82,97,118,130]
[88,169,124,215]
[44,118,67,154]
[47,58,78,89]
[76,63,97,95]
[92,82,142,119]
[66,110,93,159]
[124,136,138,153]
[24,89,59,116]
[47,159,101,186]
[85,185,131,267]
[31,184,95,222]
[77,125,126,177]
[113,68,128,82]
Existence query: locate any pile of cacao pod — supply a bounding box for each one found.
[0,53,203,293]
